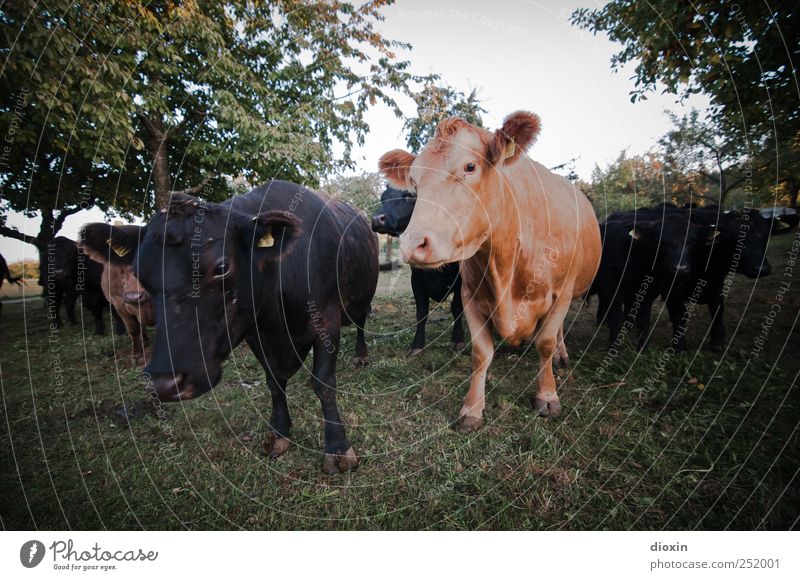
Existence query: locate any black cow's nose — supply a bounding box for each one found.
[148,373,191,402]
[371,213,387,232]
[674,264,690,275]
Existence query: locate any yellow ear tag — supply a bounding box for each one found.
[707,230,721,245]
[628,229,639,240]
[107,238,131,257]
[257,227,275,248]
[503,142,516,160]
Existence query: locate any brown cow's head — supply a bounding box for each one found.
[379,111,541,267]
[80,223,155,325]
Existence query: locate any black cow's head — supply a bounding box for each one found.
[732,210,772,278]
[627,214,699,279]
[98,193,300,402]
[371,187,416,236]
[39,236,78,285]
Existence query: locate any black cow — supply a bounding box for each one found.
[665,206,772,351]
[371,187,465,354]
[0,253,22,322]
[105,181,378,473]
[37,236,114,334]
[592,210,703,351]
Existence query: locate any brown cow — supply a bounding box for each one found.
[79,223,155,366]
[379,111,601,431]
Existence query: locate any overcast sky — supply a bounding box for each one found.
[2,0,706,262]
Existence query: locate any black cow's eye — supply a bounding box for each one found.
[465,162,476,173]
[214,260,231,279]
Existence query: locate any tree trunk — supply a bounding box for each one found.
[143,115,172,210]
[385,235,393,263]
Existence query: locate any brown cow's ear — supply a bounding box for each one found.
[80,223,143,265]
[488,111,541,165]
[246,210,302,268]
[378,149,416,190]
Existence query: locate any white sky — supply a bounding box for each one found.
[1,0,707,263]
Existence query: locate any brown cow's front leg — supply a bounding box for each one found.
[453,295,494,433]
[533,298,572,418]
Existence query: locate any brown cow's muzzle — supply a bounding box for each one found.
[123,290,150,305]
[400,231,439,266]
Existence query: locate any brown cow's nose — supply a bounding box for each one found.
[400,232,432,263]
[123,290,148,304]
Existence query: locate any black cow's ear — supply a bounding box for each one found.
[244,210,301,267]
[80,223,143,265]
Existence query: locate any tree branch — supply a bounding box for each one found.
[170,174,214,197]
[52,205,86,235]
[0,225,44,249]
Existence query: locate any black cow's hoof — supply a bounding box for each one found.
[262,432,292,459]
[534,396,562,418]
[322,447,359,474]
[408,348,424,356]
[706,342,724,353]
[452,415,483,433]
[353,355,370,367]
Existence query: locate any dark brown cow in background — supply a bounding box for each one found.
[379,111,602,430]
[80,223,155,366]
[0,253,22,323]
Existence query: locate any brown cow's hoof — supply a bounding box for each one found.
[262,432,292,459]
[408,348,424,356]
[322,447,359,474]
[534,396,562,418]
[453,342,466,351]
[353,355,370,367]
[452,415,483,433]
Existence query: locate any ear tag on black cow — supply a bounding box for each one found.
[107,238,131,258]
[706,230,721,245]
[257,227,275,248]
[503,142,516,160]
[628,229,640,240]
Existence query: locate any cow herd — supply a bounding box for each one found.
[18,111,786,473]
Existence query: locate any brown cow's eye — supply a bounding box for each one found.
[465,162,476,173]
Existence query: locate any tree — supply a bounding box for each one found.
[571,1,800,206]
[322,172,382,216]
[1,0,420,249]
[589,150,670,215]
[403,79,486,153]
[659,109,748,205]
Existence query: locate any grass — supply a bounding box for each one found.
[1,234,798,530]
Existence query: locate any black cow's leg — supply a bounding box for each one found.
[666,295,687,352]
[635,299,654,351]
[51,287,63,328]
[353,310,370,367]
[410,275,429,355]
[707,295,725,351]
[65,286,78,325]
[605,296,624,352]
[264,376,292,459]
[92,304,105,336]
[111,306,127,335]
[450,284,465,349]
[311,317,357,474]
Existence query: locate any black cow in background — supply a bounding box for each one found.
[666,206,772,351]
[592,210,703,351]
[371,186,465,354]
[0,253,22,322]
[103,181,378,473]
[37,236,115,335]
